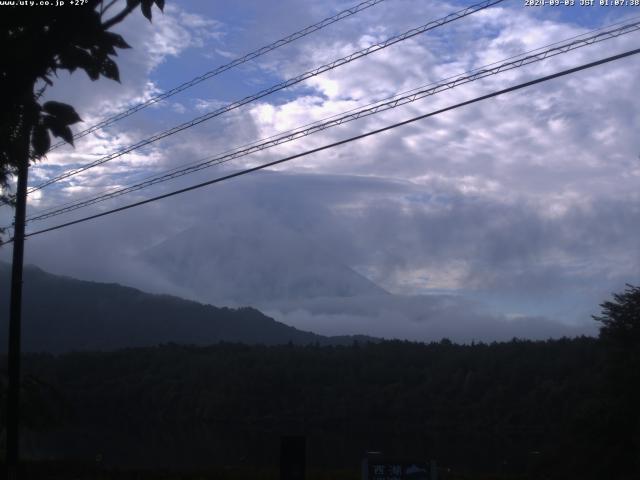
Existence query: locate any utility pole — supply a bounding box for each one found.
[6,110,31,480]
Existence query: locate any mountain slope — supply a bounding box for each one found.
[139,221,388,306]
[0,263,373,353]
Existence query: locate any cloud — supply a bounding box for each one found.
[260,294,595,343]
[4,1,638,342]
[8,170,637,341]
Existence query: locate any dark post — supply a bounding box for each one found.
[6,121,30,480]
[280,435,306,480]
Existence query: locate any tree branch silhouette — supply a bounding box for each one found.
[0,0,165,214]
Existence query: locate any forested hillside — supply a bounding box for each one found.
[2,336,636,479]
[0,264,373,352]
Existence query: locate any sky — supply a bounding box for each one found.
[1,0,639,342]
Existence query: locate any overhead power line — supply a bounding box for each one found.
[26,0,504,195]
[46,0,389,152]
[5,47,636,243]
[24,19,640,224]
[28,14,640,221]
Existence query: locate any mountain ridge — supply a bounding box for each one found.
[0,262,377,353]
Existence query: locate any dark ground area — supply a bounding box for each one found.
[2,333,638,479]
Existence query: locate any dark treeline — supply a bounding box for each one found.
[1,335,637,479]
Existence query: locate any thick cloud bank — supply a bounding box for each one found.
[2,1,638,341]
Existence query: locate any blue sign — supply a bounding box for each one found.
[366,460,430,480]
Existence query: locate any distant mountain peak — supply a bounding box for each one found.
[139,221,387,305]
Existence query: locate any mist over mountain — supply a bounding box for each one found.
[138,219,388,307]
[0,263,373,353]
[0,173,605,343]
[131,216,592,342]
